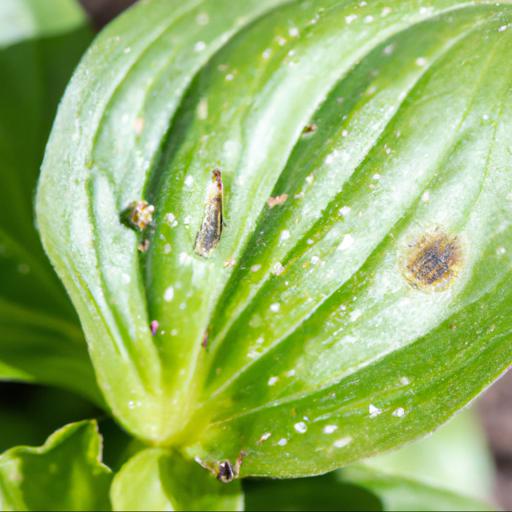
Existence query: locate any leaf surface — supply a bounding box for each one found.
[37,0,512,477]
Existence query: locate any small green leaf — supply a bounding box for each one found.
[110,448,243,512]
[37,0,512,478]
[0,0,100,401]
[0,420,112,511]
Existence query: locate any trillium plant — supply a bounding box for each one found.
[1,0,511,510]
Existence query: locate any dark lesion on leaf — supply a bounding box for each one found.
[402,229,463,291]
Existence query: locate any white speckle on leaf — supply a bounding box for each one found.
[256,336,264,345]
[280,230,290,242]
[251,264,262,272]
[165,213,178,227]
[286,369,296,377]
[294,422,307,433]
[262,48,272,59]
[364,15,374,23]
[164,244,172,254]
[179,252,192,265]
[268,376,279,386]
[422,190,430,202]
[323,425,338,434]
[333,437,352,448]
[197,98,208,120]
[194,41,206,52]
[289,27,300,37]
[225,73,234,81]
[369,404,382,418]
[338,206,351,217]
[381,7,392,16]
[276,36,287,46]
[270,303,281,313]
[272,262,285,275]
[345,14,358,24]
[196,12,209,25]
[392,407,406,418]
[498,25,508,32]
[259,432,272,443]
[311,256,320,265]
[184,175,194,187]
[416,57,427,67]
[350,309,362,322]
[383,44,395,55]
[400,376,410,386]
[277,438,288,446]
[164,286,174,302]
[497,247,506,256]
[338,234,354,251]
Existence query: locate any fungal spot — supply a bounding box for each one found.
[402,231,462,291]
[121,200,154,231]
[194,170,223,257]
[267,194,288,208]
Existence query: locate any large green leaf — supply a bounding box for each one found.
[110,449,243,511]
[37,0,512,478]
[0,0,100,401]
[0,420,112,511]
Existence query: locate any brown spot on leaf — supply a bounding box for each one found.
[402,230,463,291]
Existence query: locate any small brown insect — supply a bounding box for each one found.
[194,452,245,484]
[402,230,463,291]
[201,330,209,349]
[194,170,223,257]
[302,123,317,134]
[121,200,155,231]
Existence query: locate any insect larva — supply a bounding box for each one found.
[194,169,223,257]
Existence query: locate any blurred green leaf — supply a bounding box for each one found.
[37,0,512,479]
[0,420,112,511]
[341,466,494,512]
[364,409,495,501]
[110,448,243,511]
[244,473,381,511]
[0,0,100,402]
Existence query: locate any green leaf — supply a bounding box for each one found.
[364,409,495,501]
[110,448,243,511]
[37,0,512,478]
[244,473,381,511]
[244,464,495,512]
[0,0,100,401]
[0,420,112,511]
[341,466,495,512]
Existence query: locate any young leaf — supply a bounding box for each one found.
[0,0,100,401]
[37,0,512,478]
[110,448,243,512]
[0,420,112,511]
